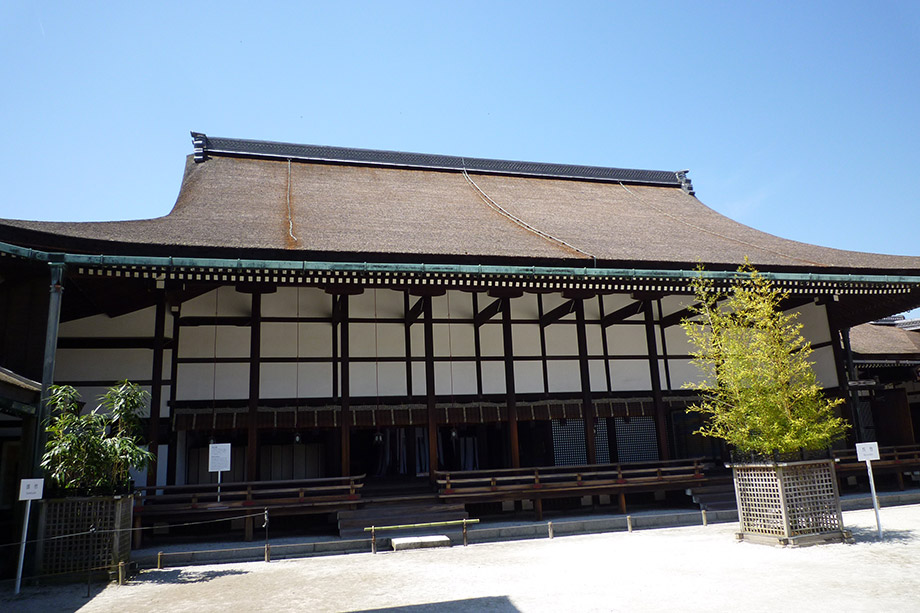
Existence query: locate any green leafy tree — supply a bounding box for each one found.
[680,262,848,455]
[41,381,154,494]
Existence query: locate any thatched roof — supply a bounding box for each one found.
[850,323,920,357]
[2,134,920,275]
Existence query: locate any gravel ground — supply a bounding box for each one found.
[2,504,919,613]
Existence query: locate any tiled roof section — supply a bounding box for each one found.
[194,133,687,189]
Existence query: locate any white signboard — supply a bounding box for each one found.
[19,478,44,501]
[209,443,232,473]
[856,442,880,462]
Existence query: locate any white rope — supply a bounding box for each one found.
[287,159,298,243]
[461,164,596,261]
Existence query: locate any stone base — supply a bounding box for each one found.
[391,535,452,551]
[736,530,853,547]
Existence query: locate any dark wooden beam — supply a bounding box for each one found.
[340,294,351,476]
[601,300,644,328]
[147,292,166,487]
[501,298,520,468]
[179,316,251,327]
[247,292,262,480]
[167,301,181,486]
[424,296,438,480]
[474,298,503,328]
[57,336,175,349]
[539,299,575,328]
[406,297,425,325]
[643,300,669,460]
[575,299,597,465]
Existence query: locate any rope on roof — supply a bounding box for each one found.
[461,164,596,261]
[617,182,823,267]
[286,159,298,243]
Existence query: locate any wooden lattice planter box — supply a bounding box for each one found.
[37,495,133,577]
[732,459,850,547]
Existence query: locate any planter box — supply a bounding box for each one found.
[732,459,850,547]
[38,495,133,577]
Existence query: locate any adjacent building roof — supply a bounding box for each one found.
[850,321,920,358]
[2,133,920,276]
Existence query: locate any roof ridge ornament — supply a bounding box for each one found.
[676,170,694,196]
[191,132,210,163]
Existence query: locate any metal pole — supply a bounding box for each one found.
[865,460,883,539]
[13,499,31,595]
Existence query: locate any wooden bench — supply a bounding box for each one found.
[434,458,712,519]
[833,444,920,490]
[133,474,365,547]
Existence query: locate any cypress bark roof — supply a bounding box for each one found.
[1,134,919,275]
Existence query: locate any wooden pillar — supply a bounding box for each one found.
[247,292,262,480]
[166,300,181,486]
[643,300,670,460]
[339,295,351,476]
[575,299,597,465]
[501,298,520,468]
[423,296,439,479]
[147,292,166,487]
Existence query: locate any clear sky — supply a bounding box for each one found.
[2,2,918,315]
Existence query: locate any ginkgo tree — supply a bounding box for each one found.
[680,261,848,456]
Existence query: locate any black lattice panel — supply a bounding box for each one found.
[613,416,659,463]
[551,419,587,466]
[40,497,132,576]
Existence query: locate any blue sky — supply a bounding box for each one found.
[1,2,918,312]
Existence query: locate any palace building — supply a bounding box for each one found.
[1,133,919,539]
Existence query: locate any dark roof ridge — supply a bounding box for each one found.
[190,132,693,193]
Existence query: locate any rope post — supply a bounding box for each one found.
[118,561,125,586]
[462,519,468,546]
[627,515,633,533]
[702,510,708,526]
[547,521,554,539]
[371,526,377,554]
[157,551,163,570]
[265,543,271,563]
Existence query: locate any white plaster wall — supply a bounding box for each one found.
[176,363,249,400]
[179,326,250,358]
[412,362,426,396]
[610,360,652,391]
[182,287,251,317]
[511,294,539,319]
[584,297,602,320]
[260,287,330,318]
[541,294,576,321]
[55,348,152,382]
[667,359,704,390]
[811,345,839,388]
[589,359,608,392]
[479,323,503,357]
[512,324,541,357]
[514,360,544,393]
[481,360,506,394]
[351,362,407,397]
[586,324,604,356]
[58,306,155,337]
[664,325,694,355]
[606,325,647,356]
[789,302,832,345]
[547,360,580,393]
[435,362,477,395]
[434,324,474,357]
[602,294,644,322]
[545,324,578,356]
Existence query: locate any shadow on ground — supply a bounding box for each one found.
[354,596,520,612]
[848,525,917,544]
[134,567,249,585]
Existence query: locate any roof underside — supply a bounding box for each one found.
[1,134,919,278]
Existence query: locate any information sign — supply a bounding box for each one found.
[856,442,880,462]
[19,478,44,501]
[209,443,232,473]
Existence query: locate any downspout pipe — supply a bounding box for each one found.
[32,259,65,478]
